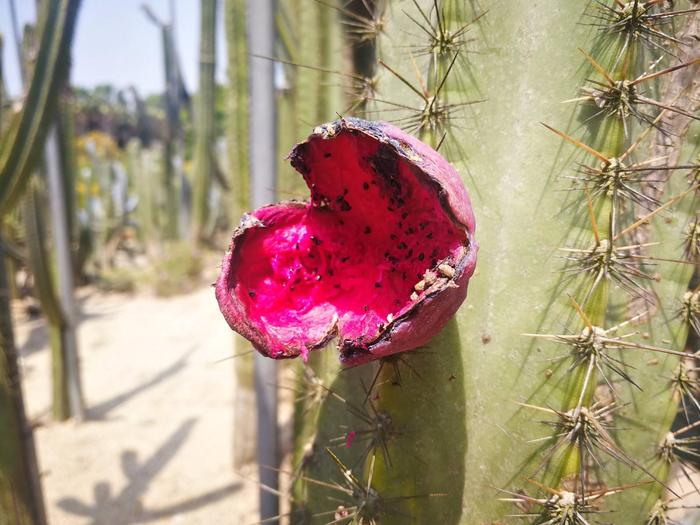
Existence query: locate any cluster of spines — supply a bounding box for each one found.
[516,1,700,522]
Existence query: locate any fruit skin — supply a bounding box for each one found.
[215,117,477,365]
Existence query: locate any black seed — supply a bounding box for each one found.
[363,182,369,190]
[431,248,439,257]
[398,242,407,250]
[343,188,349,195]
[390,268,396,273]
[294,243,300,250]
[308,253,315,259]
[311,236,322,245]
[340,256,350,263]
[390,233,398,241]
[402,272,407,280]
[401,212,408,220]
[340,200,352,212]
[375,282,381,288]
[364,226,371,235]
[431,259,437,266]
[406,249,413,258]
[363,305,369,312]
[384,251,390,258]
[398,221,403,228]
[397,199,405,208]
[427,232,433,239]
[248,291,256,298]
[324,152,332,158]
[339,220,344,225]
[419,222,427,230]
[328,269,334,276]
[417,272,422,279]
[406,227,415,235]
[395,299,401,305]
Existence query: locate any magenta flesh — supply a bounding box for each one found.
[216,119,477,365]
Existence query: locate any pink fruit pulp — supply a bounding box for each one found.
[216,119,476,364]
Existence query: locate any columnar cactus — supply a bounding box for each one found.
[142,5,188,240]
[0,0,82,521]
[192,0,219,242]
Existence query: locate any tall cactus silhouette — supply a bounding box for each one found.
[192,0,219,243]
[142,4,189,240]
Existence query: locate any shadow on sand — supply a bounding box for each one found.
[57,418,241,524]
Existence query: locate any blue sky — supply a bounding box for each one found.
[1,0,228,97]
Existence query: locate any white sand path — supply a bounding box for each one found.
[15,285,260,524]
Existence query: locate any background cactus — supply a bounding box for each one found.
[142,4,190,241]
[279,1,700,523]
[16,12,84,423]
[0,0,82,521]
[192,0,219,243]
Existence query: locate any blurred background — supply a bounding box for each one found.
[0,0,355,523]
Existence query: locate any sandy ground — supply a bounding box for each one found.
[14,284,264,525]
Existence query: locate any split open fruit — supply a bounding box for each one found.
[215,118,477,365]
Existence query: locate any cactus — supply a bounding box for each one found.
[0,0,82,215]
[0,250,47,525]
[1,0,82,521]
[224,0,260,473]
[241,1,700,523]
[17,15,84,423]
[225,0,250,223]
[56,88,79,267]
[22,180,72,421]
[192,0,219,243]
[142,4,189,240]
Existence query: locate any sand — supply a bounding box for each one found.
[14,284,262,525]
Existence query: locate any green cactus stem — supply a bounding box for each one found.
[0,0,82,216]
[0,250,47,525]
[192,0,219,243]
[142,5,187,240]
[225,0,249,223]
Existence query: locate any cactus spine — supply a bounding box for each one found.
[288,1,700,523]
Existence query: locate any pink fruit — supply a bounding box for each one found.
[215,118,477,365]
